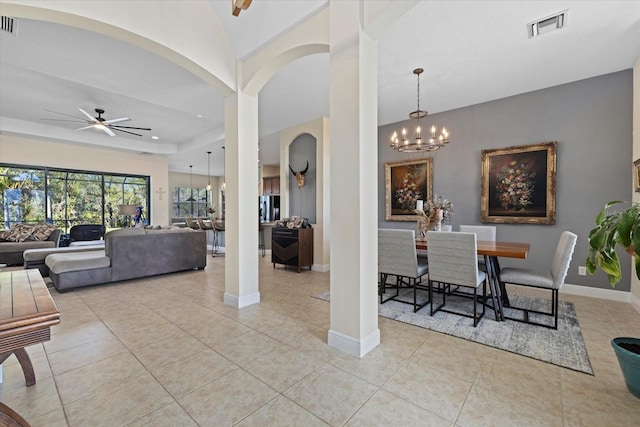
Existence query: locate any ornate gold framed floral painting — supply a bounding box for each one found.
[481,141,557,224]
[385,158,433,221]
[634,158,640,192]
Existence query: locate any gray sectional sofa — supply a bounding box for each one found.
[46,227,206,291]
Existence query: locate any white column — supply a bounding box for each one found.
[327,1,380,357]
[223,90,260,308]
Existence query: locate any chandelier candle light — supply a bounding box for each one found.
[390,68,450,153]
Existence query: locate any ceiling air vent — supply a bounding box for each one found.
[528,10,567,38]
[1,16,17,35]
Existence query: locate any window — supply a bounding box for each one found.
[173,187,210,218]
[0,163,150,232]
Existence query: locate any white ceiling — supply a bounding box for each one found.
[1,1,639,177]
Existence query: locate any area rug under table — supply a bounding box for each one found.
[313,289,593,375]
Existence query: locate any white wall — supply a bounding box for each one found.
[0,134,169,225]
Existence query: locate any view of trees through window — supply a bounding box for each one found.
[173,187,211,218]
[0,164,149,232]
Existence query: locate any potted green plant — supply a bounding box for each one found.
[587,200,640,398]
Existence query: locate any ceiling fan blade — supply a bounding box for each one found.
[41,118,87,123]
[43,109,85,121]
[110,125,152,131]
[103,127,116,137]
[111,128,143,137]
[104,117,130,125]
[79,108,98,123]
[75,125,95,131]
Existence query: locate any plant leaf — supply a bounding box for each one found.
[618,210,634,247]
[588,227,606,250]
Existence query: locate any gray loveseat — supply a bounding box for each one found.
[46,227,206,291]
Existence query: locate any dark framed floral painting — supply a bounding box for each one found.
[385,158,433,221]
[481,141,557,224]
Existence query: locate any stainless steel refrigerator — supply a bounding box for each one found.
[259,195,280,222]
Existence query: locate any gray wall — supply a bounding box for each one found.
[378,70,633,292]
[288,133,317,223]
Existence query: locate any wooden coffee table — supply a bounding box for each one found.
[0,269,60,386]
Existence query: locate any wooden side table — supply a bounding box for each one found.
[0,269,60,386]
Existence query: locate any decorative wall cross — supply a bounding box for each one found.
[156,187,166,200]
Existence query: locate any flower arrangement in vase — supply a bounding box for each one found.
[394,168,423,210]
[495,160,536,211]
[414,194,453,238]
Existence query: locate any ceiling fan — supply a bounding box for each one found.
[42,108,151,136]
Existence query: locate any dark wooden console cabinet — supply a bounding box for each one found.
[272,227,313,272]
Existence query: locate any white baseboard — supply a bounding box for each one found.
[327,328,380,357]
[561,283,632,303]
[224,291,260,308]
[312,263,330,272]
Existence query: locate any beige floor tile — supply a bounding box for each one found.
[178,369,278,425]
[457,383,563,427]
[55,351,147,405]
[382,360,472,422]
[26,408,68,427]
[130,332,207,371]
[408,332,492,381]
[345,389,452,427]
[284,364,378,426]
[474,350,563,417]
[329,344,412,386]
[0,377,62,422]
[127,401,198,427]
[64,373,173,427]
[561,367,640,425]
[213,329,287,367]
[236,395,330,427]
[0,354,52,394]
[45,321,114,353]
[46,333,129,375]
[152,348,238,398]
[187,315,253,346]
[245,345,327,392]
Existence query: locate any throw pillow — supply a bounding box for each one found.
[0,227,13,240]
[5,224,35,242]
[29,223,58,241]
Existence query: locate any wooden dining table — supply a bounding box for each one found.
[416,239,530,321]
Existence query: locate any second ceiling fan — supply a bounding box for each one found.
[43,108,151,137]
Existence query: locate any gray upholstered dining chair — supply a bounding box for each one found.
[427,231,487,327]
[378,228,429,312]
[459,225,496,271]
[417,224,453,261]
[197,218,215,256]
[185,217,200,230]
[499,231,577,329]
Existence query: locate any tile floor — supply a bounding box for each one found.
[1,255,640,426]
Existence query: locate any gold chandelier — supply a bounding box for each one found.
[390,68,450,153]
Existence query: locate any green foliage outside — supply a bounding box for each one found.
[0,166,148,232]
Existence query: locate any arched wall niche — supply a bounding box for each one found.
[288,133,317,224]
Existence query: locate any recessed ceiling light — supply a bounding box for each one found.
[151,136,159,140]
